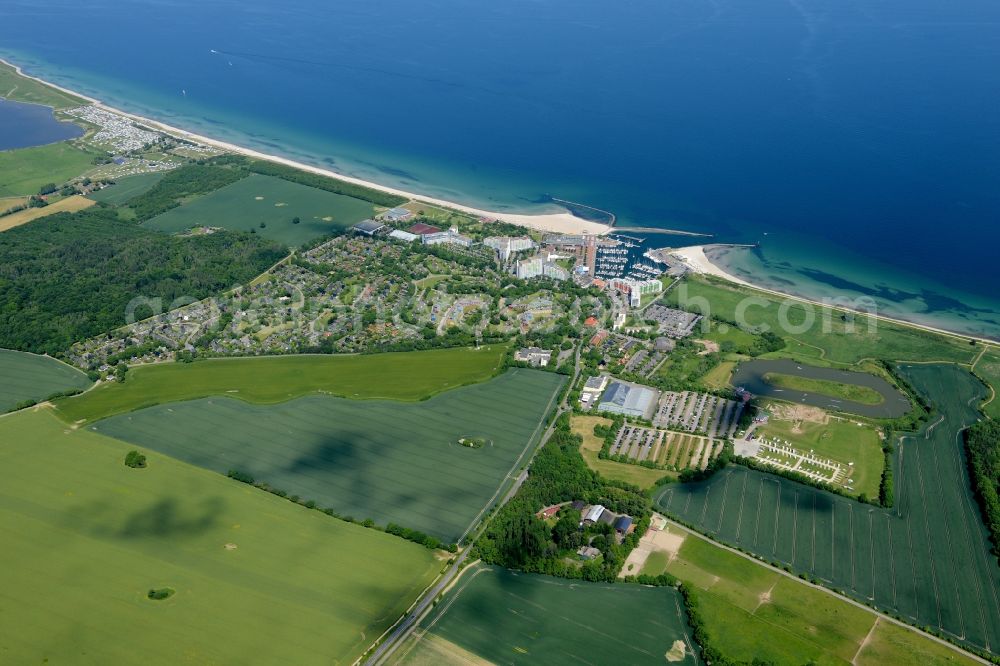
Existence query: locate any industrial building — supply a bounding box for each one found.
[596,380,658,419]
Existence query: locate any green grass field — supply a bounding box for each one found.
[0,61,87,109]
[143,173,374,245]
[764,372,885,405]
[656,364,1000,656]
[666,276,978,366]
[659,525,977,666]
[55,346,508,424]
[88,171,166,204]
[0,348,91,412]
[974,346,1000,419]
[398,564,699,665]
[0,141,95,197]
[93,369,564,543]
[0,409,440,665]
[758,413,883,498]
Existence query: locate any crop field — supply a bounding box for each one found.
[0,141,95,197]
[143,173,374,245]
[0,348,91,413]
[0,409,440,665]
[0,194,95,231]
[56,345,508,424]
[666,276,978,366]
[656,364,1000,655]
[87,171,166,204]
[396,564,699,665]
[94,369,565,543]
[654,525,976,665]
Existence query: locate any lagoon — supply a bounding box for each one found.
[0,98,82,151]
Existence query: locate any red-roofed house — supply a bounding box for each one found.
[584,316,598,327]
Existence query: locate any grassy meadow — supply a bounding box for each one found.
[0,194,95,231]
[666,276,978,366]
[763,371,885,405]
[656,365,1000,655]
[653,526,976,666]
[56,345,508,424]
[974,345,1000,419]
[397,564,699,665]
[143,173,374,245]
[88,171,166,204]
[0,409,440,665]
[0,61,88,109]
[0,141,95,197]
[0,348,91,412]
[93,369,565,543]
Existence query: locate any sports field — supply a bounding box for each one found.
[55,345,508,424]
[87,171,166,204]
[0,141,95,197]
[666,276,978,366]
[0,194,95,231]
[143,173,374,245]
[650,525,977,665]
[93,369,565,543]
[397,564,699,665]
[0,348,91,412]
[0,409,440,665]
[656,364,1000,655]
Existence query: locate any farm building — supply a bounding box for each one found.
[583,504,606,525]
[597,381,657,419]
[352,219,387,236]
[537,505,561,519]
[614,516,634,535]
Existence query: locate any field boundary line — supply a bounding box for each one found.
[663,517,993,666]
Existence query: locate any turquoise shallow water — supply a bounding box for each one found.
[1,0,998,338]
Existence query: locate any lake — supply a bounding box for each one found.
[0,98,82,151]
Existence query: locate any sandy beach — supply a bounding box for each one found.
[1,58,610,237]
[671,244,995,345]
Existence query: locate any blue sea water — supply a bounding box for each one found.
[1,0,998,337]
[0,98,82,150]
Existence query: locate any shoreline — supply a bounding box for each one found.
[5,57,997,346]
[0,57,611,238]
[671,245,999,346]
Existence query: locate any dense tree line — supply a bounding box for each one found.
[474,413,651,582]
[0,207,286,354]
[966,419,1000,561]
[125,164,248,220]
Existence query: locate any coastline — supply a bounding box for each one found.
[5,57,997,346]
[671,245,997,346]
[0,57,611,238]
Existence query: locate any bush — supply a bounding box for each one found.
[124,450,147,469]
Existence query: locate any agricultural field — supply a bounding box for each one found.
[395,564,699,665]
[974,345,1000,419]
[0,141,95,197]
[143,173,374,245]
[93,369,565,543]
[666,276,978,366]
[571,415,672,488]
[645,524,976,665]
[88,171,166,204]
[0,409,441,665]
[656,364,1000,656]
[0,194,95,231]
[755,405,883,498]
[56,345,508,424]
[0,61,87,109]
[0,348,91,413]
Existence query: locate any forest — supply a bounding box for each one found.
[966,418,1000,561]
[0,206,286,354]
